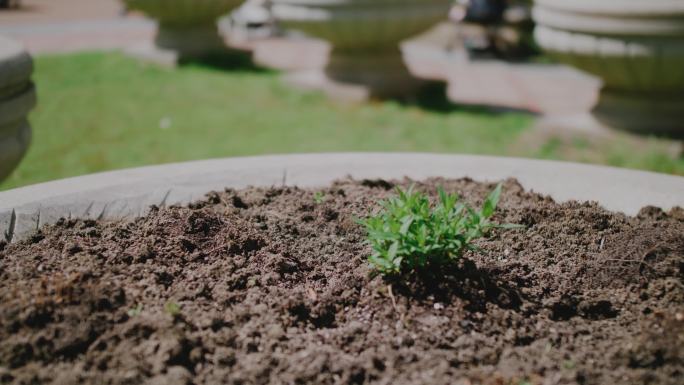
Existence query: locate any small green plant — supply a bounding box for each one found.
[164,301,181,317]
[360,183,518,275]
[313,191,326,204]
[127,303,143,317]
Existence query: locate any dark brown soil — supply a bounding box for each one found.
[1,178,683,385]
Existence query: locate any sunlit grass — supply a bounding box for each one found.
[2,51,681,190]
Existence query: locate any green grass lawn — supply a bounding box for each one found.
[2,52,682,190]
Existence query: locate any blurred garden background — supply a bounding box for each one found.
[1,0,682,190]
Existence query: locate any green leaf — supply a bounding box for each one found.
[388,241,399,261]
[482,182,502,218]
[466,205,481,223]
[165,301,181,316]
[399,215,414,235]
[438,186,448,206]
[127,304,143,317]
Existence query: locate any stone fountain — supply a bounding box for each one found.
[533,0,684,137]
[271,0,451,100]
[124,0,246,65]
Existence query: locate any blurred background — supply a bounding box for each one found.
[0,0,682,190]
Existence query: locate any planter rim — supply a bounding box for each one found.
[271,0,448,4]
[532,6,684,36]
[123,0,244,26]
[1,153,683,242]
[272,2,449,21]
[532,7,684,36]
[534,0,684,17]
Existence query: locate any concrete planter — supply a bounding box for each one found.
[124,0,245,62]
[1,153,682,243]
[533,0,684,136]
[270,0,451,100]
[0,36,35,183]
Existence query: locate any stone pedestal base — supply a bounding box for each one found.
[0,120,32,182]
[285,49,427,101]
[156,25,226,58]
[0,83,35,182]
[283,70,376,102]
[125,25,250,67]
[125,42,182,68]
[535,112,617,138]
[592,90,684,138]
[1,36,35,183]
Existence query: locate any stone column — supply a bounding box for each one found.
[124,0,246,64]
[533,0,684,137]
[271,0,451,100]
[0,36,35,183]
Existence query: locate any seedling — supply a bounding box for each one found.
[127,303,143,317]
[313,191,326,204]
[164,301,181,317]
[360,183,519,275]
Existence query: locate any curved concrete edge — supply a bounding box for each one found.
[534,0,684,18]
[1,153,683,242]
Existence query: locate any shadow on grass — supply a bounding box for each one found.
[180,50,270,73]
[177,53,536,118]
[397,82,537,116]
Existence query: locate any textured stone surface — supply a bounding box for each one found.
[1,153,682,242]
[0,36,35,183]
[533,0,684,136]
[0,85,36,127]
[271,0,451,99]
[125,0,243,26]
[0,36,33,94]
[0,120,32,181]
[123,0,245,60]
